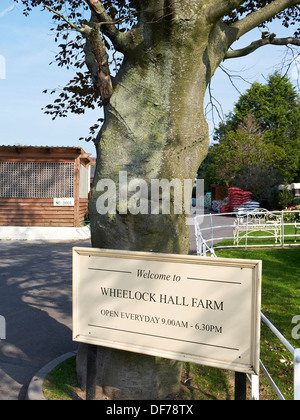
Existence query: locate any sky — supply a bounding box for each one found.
[0,1,299,157]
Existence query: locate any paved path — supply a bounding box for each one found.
[0,240,91,400]
[191,212,235,252]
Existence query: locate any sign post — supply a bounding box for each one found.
[86,344,97,400]
[235,372,247,400]
[73,247,262,380]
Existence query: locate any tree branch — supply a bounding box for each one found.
[41,1,126,103]
[82,14,113,104]
[163,0,175,22]
[41,2,84,33]
[83,0,130,53]
[231,0,300,39]
[225,36,300,59]
[206,0,247,23]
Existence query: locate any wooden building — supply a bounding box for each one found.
[210,184,228,201]
[292,183,300,197]
[0,146,94,227]
[279,183,300,198]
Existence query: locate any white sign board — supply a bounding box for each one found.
[53,198,74,207]
[73,248,262,375]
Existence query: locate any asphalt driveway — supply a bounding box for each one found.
[0,240,91,400]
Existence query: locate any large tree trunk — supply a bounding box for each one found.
[77,3,225,399]
[90,20,214,253]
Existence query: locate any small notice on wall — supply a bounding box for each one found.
[72,248,262,375]
[53,198,74,207]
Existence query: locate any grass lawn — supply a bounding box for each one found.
[214,224,299,249]
[43,356,82,400]
[217,247,300,400]
[43,247,300,400]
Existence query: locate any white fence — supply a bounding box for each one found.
[260,313,300,400]
[195,210,300,400]
[195,209,300,256]
[243,314,300,401]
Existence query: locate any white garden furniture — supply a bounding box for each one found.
[233,208,282,246]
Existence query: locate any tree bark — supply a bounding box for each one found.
[89,5,222,253]
[77,4,230,400]
[79,15,222,400]
[89,55,210,254]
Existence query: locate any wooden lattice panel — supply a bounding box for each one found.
[0,162,74,198]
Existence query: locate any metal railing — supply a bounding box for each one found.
[260,313,300,400]
[195,223,217,257]
[195,209,300,256]
[196,221,300,400]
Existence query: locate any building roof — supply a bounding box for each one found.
[0,145,95,166]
